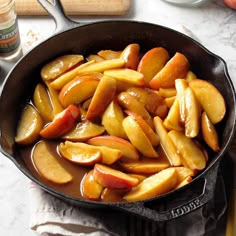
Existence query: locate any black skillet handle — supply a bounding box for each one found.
[116,161,220,222]
[37,0,79,33]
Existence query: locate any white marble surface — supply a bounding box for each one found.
[0,0,236,235]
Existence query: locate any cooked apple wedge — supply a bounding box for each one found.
[137,47,170,85]
[120,43,140,70]
[15,104,43,145]
[59,75,100,108]
[123,168,178,201]
[33,83,53,122]
[189,79,226,124]
[87,135,139,161]
[98,49,122,60]
[86,76,116,121]
[175,176,192,189]
[41,54,84,81]
[149,52,189,89]
[104,68,145,87]
[59,141,102,166]
[153,116,182,166]
[101,188,128,202]
[63,120,105,142]
[40,104,80,139]
[201,112,220,152]
[165,96,176,108]
[126,87,168,119]
[184,87,201,138]
[185,71,197,82]
[168,130,206,171]
[172,166,194,182]
[120,160,169,175]
[86,54,104,62]
[81,170,104,200]
[123,116,159,158]
[33,141,73,184]
[158,88,177,98]
[97,146,122,165]
[93,164,139,189]
[117,92,153,128]
[101,100,127,139]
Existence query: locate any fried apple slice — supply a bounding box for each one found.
[81,170,104,200]
[123,168,178,201]
[59,141,102,166]
[175,176,192,189]
[101,188,128,202]
[86,76,116,121]
[172,166,194,182]
[15,104,43,145]
[189,79,226,124]
[93,164,139,189]
[201,112,220,152]
[33,141,73,184]
[137,47,170,85]
[86,54,104,62]
[158,88,177,98]
[98,50,122,60]
[153,116,182,166]
[149,52,189,89]
[123,116,159,158]
[168,130,206,171]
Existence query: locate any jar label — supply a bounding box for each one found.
[0,21,20,54]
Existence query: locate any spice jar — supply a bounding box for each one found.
[0,0,21,60]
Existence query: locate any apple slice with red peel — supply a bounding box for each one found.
[101,100,127,139]
[153,116,182,166]
[126,87,168,119]
[59,75,100,108]
[40,104,80,139]
[168,130,206,171]
[81,170,104,200]
[63,120,105,142]
[120,160,169,175]
[15,104,43,145]
[120,43,140,70]
[201,111,220,152]
[123,168,178,201]
[93,164,139,189]
[189,79,226,124]
[149,52,190,89]
[33,141,73,184]
[41,54,84,81]
[59,141,102,166]
[87,135,139,161]
[86,76,116,121]
[122,116,159,158]
[104,68,145,87]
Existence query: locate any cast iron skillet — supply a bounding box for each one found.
[0,0,235,222]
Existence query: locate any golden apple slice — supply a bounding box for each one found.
[101,188,128,202]
[86,54,104,62]
[189,79,226,124]
[149,52,190,89]
[122,116,159,158]
[86,76,116,121]
[41,54,84,81]
[63,120,105,142]
[153,116,182,166]
[172,166,194,182]
[201,111,220,152]
[175,176,192,189]
[120,160,169,175]
[98,49,122,60]
[33,83,53,122]
[81,170,104,200]
[158,88,177,98]
[104,68,145,87]
[93,164,139,189]
[163,99,184,132]
[59,141,102,166]
[33,141,73,184]
[97,146,122,165]
[168,130,206,171]
[128,174,147,183]
[15,104,43,145]
[40,104,80,139]
[137,47,170,85]
[125,110,159,147]
[184,87,201,138]
[126,87,168,119]
[165,96,176,108]
[101,100,127,139]
[120,43,140,70]
[117,92,153,128]
[185,71,197,82]
[59,75,100,108]
[123,168,178,201]
[87,135,140,161]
